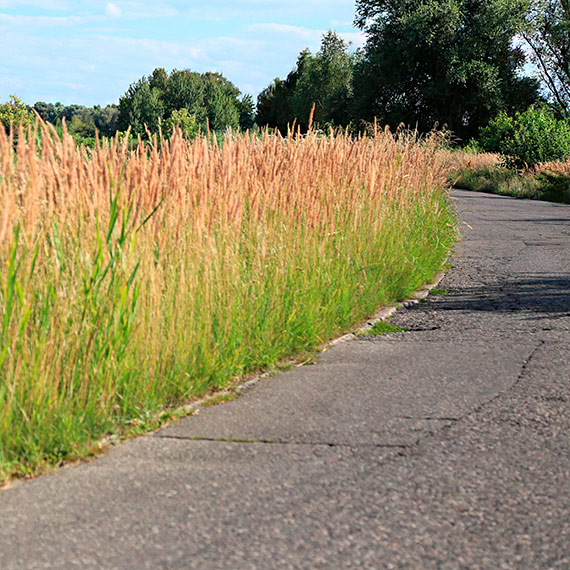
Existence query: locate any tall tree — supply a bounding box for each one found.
[354,0,540,140]
[236,94,255,130]
[292,31,356,128]
[524,0,570,114]
[118,78,164,135]
[256,70,300,134]
[256,31,356,132]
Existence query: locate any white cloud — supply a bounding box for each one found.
[246,23,323,42]
[110,1,178,19]
[105,2,122,19]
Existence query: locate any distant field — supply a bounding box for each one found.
[0,122,456,482]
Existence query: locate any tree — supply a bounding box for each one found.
[118,78,164,135]
[33,101,60,124]
[292,32,355,128]
[92,105,120,137]
[202,72,240,131]
[236,94,255,130]
[256,73,298,134]
[523,1,570,114]
[118,68,244,137]
[256,31,356,132]
[354,0,541,141]
[164,108,198,139]
[32,102,119,140]
[0,95,34,133]
[479,105,570,167]
[163,68,206,124]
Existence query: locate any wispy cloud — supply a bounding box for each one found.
[245,23,323,42]
[105,2,122,19]
[0,13,81,26]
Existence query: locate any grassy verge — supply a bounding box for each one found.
[450,154,570,204]
[0,122,456,483]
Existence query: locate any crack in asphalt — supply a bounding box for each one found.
[513,339,546,386]
[154,343,547,457]
[154,434,410,449]
[396,416,459,421]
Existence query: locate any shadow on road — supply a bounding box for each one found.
[427,275,570,318]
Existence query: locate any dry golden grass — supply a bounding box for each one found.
[441,149,500,174]
[536,159,570,176]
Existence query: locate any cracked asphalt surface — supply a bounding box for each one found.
[0,190,569,569]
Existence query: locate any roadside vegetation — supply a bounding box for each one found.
[450,106,570,204]
[0,120,455,482]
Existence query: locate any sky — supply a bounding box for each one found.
[0,0,365,107]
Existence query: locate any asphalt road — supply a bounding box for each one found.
[1,190,569,569]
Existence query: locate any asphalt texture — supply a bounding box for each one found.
[1,189,569,569]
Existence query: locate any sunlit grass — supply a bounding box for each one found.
[0,120,456,482]
[448,150,570,203]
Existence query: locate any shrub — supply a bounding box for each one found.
[479,106,570,169]
[164,108,198,139]
[478,111,515,154]
[0,95,34,133]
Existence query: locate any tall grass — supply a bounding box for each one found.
[0,120,455,481]
[449,149,570,203]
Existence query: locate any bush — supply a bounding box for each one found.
[164,108,198,139]
[478,112,515,154]
[0,95,34,133]
[479,106,570,169]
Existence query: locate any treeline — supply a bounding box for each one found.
[3,0,570,147]
[259,0,570,145]
[1,69,254,145]
[34,101,119,139]
[0,96,119,144]
[258,2,542,141]
[257,31,356,134]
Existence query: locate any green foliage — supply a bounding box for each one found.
[118,78,164,136]
[92,105,120,137]
[479,106,570,168]
[256,74,298,134]
[33,101,63,124]
[478,112,515,153]
[33,102,120,141]
[353,0,541,140]
[292,31,356,129]
[236,93,255,130]
[0,95,34,133]
[118,67,246,138]
[164,108,198,139]
[256,31,357,133]
[203,72,240,131]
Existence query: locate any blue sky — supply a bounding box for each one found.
[0,0,365,107]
